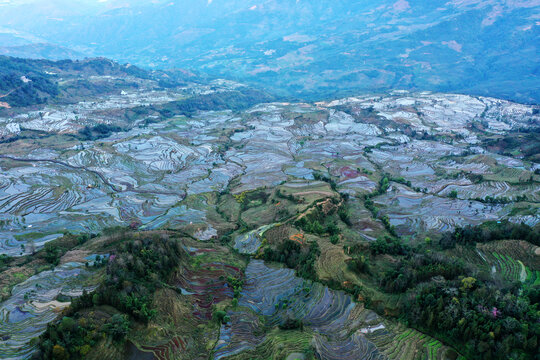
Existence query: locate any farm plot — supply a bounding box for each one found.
[375,184,506,234]
[227,260,375,359]
[0,261,102,359]
[213,310,266,359]
[449,240,540,285]
[234,224,275,254]
[475,240,540,283]
[219,260,462,360]
[366,323,461,360]
[175,261,243,321]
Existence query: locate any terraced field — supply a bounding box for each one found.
[214,260,462,360]
[176,261,243,321]
[0,261,102,359]
[448,240,540,286]
[0,86,539,359]
[234,224,276,254]
[1,91,538,255]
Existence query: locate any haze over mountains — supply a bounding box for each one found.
[0,0,539,102]
[1,2,540,360]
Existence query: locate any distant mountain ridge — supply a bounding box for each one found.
[0,0,538,103]
[0,55,273,115]
[0,56,200,109]
[0,43,85,61]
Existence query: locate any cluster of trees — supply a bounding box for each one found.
[37,233,185,359]
[276,188,297,202]
[380,215,397,237]
[369,235,410,256]
[313,171,337,191]
[36,311,131,360]
[347,254,370,275]
[343,216,540,360]
[91,234,184,322]
[389,176,412,188]
[337,206,352,226]
[262,239,320,280]
[279,317,304,331]
[483,130,540,161]
[152,87,273,118]
[363,142,392,154]
[364,196,378,217]
[0,56,201,111]
[378,176,390,194]
[213,309,230,324]
[440,220,540,248]
[0,254,12,272]
[227,276,243,307]
[0,73,58,107]
[77,124,123,141]
[381,252,466,293]
[363,175,400,236]
[0,56,59,107]
[405,278,539,359]
[357,219,540,359]
[357,220,539,359]
[294,216,340,237]
[473,195,511,204]
[41,233,91,266]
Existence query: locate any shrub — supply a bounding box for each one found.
[104,314,131,341]
[370,236,410,256]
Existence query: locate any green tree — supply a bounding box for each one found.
[104,314,131,341]
[52,344,68,360]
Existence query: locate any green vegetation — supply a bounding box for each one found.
[37,308,129,359]
[404,277,539,360]
[77,124,124,141]
[483,130,540,162]
[1,74,538,360]
[381,252,466,293]
[92,234,183,322]
[370,236,410,256]
[36,233,185,359]
[0,254,12,272]
[41,234,89,265]
[0,56,59,107]
[262,240,320,280]
[440,220,540,248]
[142,87,274,118]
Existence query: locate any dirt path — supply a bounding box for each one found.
[0,87,19,98]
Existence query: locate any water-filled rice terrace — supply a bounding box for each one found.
[0,92,538,254]
[214,260,459,360]
[0,261,101,359]
[0,88,539,359]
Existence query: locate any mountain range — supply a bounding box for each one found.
[0,0,539,102]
